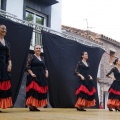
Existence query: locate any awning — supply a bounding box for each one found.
[37,0,58,5]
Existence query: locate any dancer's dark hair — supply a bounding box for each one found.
[113,58,119,65]
[81,51,87,59]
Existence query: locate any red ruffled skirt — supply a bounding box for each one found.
[107,80,120,108]
[26,80,48,108]
[0,80,13,109]
[75,80,96,108]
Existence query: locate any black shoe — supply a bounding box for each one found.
[108,108,113,111]
[44,105,48,108]
[76,107,86,111]
[115,107,120,112]
[0,110,2,113]
[81,108,86,111]
[34,107,40,111]
[29,107,35,111]
[76,107,80,111]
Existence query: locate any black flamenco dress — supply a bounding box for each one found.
[26,54,48,108]
[106,67,120,108]
[75,61,96,107]
[0,40,12,109]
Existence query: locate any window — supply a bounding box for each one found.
[25,9,47,46]
[109,49,116,65]
[26,11,34,22]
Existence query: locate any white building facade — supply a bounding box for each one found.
[0,0,62,49]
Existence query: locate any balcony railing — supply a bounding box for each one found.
[0,9,104,50]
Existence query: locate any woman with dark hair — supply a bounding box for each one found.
[26,45,48,111]
[106,58,120,111]
[0,24,13,111]
[74,51,96,111]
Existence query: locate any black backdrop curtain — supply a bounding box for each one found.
[0,16,33,104]
[42,31,105,108]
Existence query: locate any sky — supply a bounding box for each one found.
[61,0,120,41]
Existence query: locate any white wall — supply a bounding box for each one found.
[0,0,1,9]
[105,91,108,109]
[6,0,24,19]
[6,0,62,31]
[97,82,100,102]
[97,64,101,78]
[51,0,62,32]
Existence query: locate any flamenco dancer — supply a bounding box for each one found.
[106,58,120,111]
[0,24,13,112]
[26,45,48,111]
[75,51,96,111]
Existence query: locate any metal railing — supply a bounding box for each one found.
[0,9,104,49]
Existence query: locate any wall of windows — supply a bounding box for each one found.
[25,8,47,46]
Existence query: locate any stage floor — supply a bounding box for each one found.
[0,108,120,120]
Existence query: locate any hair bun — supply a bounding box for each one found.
[113,61,116,65]
[113,58,119,65]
